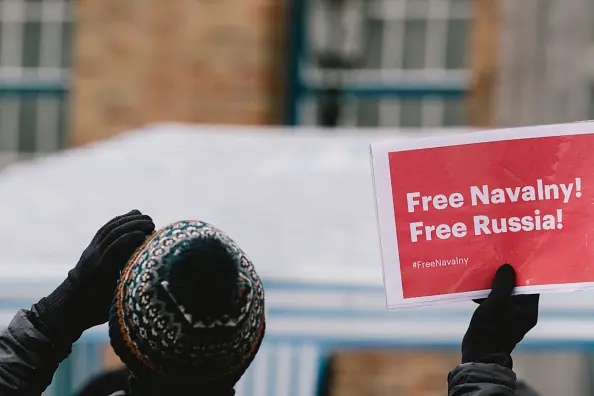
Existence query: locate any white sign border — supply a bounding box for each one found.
[370,121,594,310]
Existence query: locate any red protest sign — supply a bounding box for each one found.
[371,122,594,309]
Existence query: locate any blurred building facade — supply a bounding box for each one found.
[1,0,592,153]
[2,0,474,163]
[2,1,594,395]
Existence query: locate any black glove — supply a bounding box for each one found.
[33,210,155,345]
[461,264,539,369]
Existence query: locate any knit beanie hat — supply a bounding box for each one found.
[108,220,265,387]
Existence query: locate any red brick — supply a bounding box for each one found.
[69,0,286,146]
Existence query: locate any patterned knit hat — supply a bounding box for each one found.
[108,220,265,386]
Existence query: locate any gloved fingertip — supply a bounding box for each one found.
[105,230,148,259]
[489,264,516,299]
[125,230,150,245]
[140,220,156,233]
[132,220,156,236]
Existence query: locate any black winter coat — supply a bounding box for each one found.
[448,362,541,396]
[0,309,72,395]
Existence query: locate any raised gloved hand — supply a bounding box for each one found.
[462,264,539,369]
[33,210,155,345]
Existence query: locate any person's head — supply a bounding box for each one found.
[108,220,265,392]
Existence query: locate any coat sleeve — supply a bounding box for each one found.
[448,362,517,396]
[0,309,72,395]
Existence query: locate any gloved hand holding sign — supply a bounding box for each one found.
[462,264,539,369]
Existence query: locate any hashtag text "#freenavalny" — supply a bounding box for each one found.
[412,257,468,269]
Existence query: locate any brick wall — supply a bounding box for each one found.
[328,350,590,396]
[329,350,460,396]
[70,0,286,146]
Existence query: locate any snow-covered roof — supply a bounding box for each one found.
[0,124,469,295]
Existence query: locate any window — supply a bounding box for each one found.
[0,0,71,162]
[296,0,471,127]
